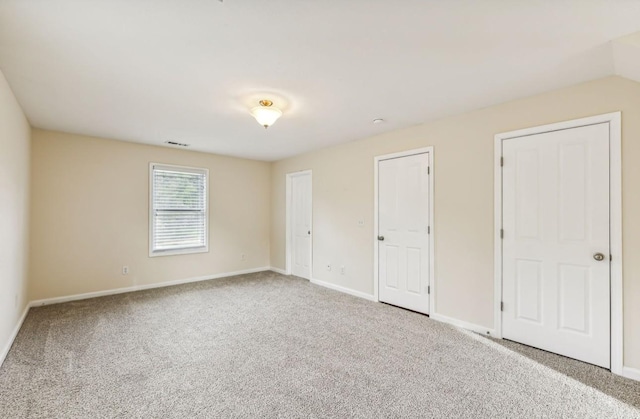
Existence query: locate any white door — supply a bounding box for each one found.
[291,173,312,279]
[378,152,430,314]
[502,123,610,368]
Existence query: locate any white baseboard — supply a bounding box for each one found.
[0,304,30,367]
[430,312,496,337]
[310,278,377,302]
[29,266,271,307]
[269,266,288,275]
[622,366,640,382]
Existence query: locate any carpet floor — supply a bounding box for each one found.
[1,271,638,418]
[493,337,640,411]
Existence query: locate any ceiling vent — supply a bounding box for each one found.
[164,140,189,147]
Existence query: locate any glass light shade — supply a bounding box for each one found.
[251,105,282,128]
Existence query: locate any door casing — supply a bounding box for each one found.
[286,170,313,280]
[374,147,435,313]
[494,112,622,375]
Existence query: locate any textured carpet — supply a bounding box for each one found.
[1,271,638,418]
[492,337,640,410]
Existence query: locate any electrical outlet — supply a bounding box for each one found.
[357,220,365,227]
[122,266,129,275]
[340,266,345,275]
[326,264,331,271]
[241,253,246,261]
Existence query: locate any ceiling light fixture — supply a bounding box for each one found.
[251,100,282,129]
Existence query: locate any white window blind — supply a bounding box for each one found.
[150,164,208,256]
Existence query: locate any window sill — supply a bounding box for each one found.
[149,246,209,258]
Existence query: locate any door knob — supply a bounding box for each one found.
[377,236,385,241]
[308,231,311,235]
[593,253,605,261]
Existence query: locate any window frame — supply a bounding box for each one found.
[149,162,209,257]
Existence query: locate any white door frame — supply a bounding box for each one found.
[494,112,622,375]
[374,147,435,313]
[286,170,313,279]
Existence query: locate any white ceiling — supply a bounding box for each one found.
[1,1,640,161]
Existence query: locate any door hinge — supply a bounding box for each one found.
[500,229,504,239]
[500,157,504,167]
[500,301,504,312]
[428,226,431,234]
[427,166,430,175]
[428,285,431,295]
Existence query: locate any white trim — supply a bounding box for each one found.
[310,278,377,302]
[493,112,623,375]
[374,157,379,300]
[430,313,496,337]
[622,366,640,382]
[285,169,313,280]
[428,150,435,314]
[373,147,435,314]
[285,173,292,275]
[493,130,504,339]
[0,304,30,367]
[29,267,270,307]
[148,162,210,258]
[608,114,623,376]
[269,266,288,275]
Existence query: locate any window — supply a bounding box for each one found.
[150,163,208,256]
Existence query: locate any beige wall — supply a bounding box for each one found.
[0,70,31,359]
[29,130,271,301]
[270,76,640,369]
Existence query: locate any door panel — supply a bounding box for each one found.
[559,143,588,241]
[378,152,430,314]
[291,173,312,279]
[384,245,400,289]
[515,148,541,239]
[406,247,422,294]
[502,123,610,368]
[515,259,542,324]
[557,264,590,334]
